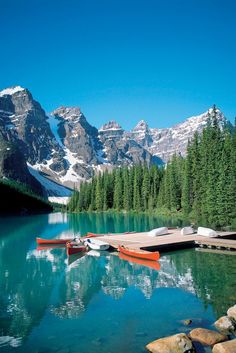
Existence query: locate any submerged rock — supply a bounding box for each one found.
[146,333,195,353]
[227,305,236,321]
[189,328,228,346]
[212,338,236,353]
[183,319,192,326]
[214,316,236,335]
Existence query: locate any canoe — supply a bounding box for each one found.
[36,237,73,245]
[66,241,87,256]
[86,232,104,238]
[85,238,110,250]
[119,252,161,271]
[148,227,168,237]
[197,227,218,237]
[118,245,160,261]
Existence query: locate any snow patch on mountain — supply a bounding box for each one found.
[61,148,83,183]
[27,164,72,197]
[0,86,25,97]
[48,197,70,205]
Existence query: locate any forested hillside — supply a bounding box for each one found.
[68,110,236,228]
[0,179,53,215]
[158,117,236,228]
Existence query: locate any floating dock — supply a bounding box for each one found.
[195,237,236,251]
[95,229,236,252]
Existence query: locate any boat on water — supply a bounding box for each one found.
[36,237,73,245]
[86,232,104,238]
[119,252,161,270]
[66,241,87,256]
[118,245,160,261]
[85,238,110,250]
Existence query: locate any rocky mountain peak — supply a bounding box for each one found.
[132,120,149,132]
[0,86,63,170]
[130,119,152,148]
[0,85,26,97]
[99,120,123,132]
[52,106,83,123]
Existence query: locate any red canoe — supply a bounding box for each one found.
[119,252,161,271]
[118,245,160,261]
[85,232,103,238]
[36,237,73,245]
[66,242,87,256]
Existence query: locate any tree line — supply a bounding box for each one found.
[68,108,236,228]
[68,164,163,213]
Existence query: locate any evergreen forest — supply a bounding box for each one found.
[68,109,236,229]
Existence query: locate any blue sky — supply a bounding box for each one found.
[1,0,236,129]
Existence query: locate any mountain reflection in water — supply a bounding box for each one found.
[0,212,235,353]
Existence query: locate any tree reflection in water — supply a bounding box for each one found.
[0,212,235,352]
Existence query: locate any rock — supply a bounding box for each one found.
[189,328,228,346]
[183,319,192,326]
[214,316,236,335]
[227,305,236,321]
[212,338,236,353]
[146,333,195,353]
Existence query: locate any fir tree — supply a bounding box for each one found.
[95,174,103,211]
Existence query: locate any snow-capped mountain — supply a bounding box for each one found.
[0,85,231,201]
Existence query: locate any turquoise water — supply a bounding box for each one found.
[0,212,236,353]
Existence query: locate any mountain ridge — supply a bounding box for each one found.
[0,85,232,201]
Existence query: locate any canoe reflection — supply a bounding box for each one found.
[36,244,66,251]
[119,252,161,271]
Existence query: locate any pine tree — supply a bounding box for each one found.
[181,141,192,215]
[191,133,201,220]
[123,168,131,211]
[113,168,123,210]
[95,174,103,211]
[142,166,150,210]
[216,131,232,226]
[133,166,142,211]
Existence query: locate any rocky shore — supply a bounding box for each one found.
[146,304,236,353]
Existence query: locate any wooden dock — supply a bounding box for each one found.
[95,229,236,252]
[195,237,236,251]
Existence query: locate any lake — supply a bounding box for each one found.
[0,212,236,353]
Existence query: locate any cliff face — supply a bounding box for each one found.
[98,120,154,166]
[0,86,62,165]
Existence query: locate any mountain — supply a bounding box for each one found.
[0,86,71,200]
[0,86,62,165]
[0,85,232,202]
[0,135,44,196]
[98,120,155,166]
[130,108,229,162]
